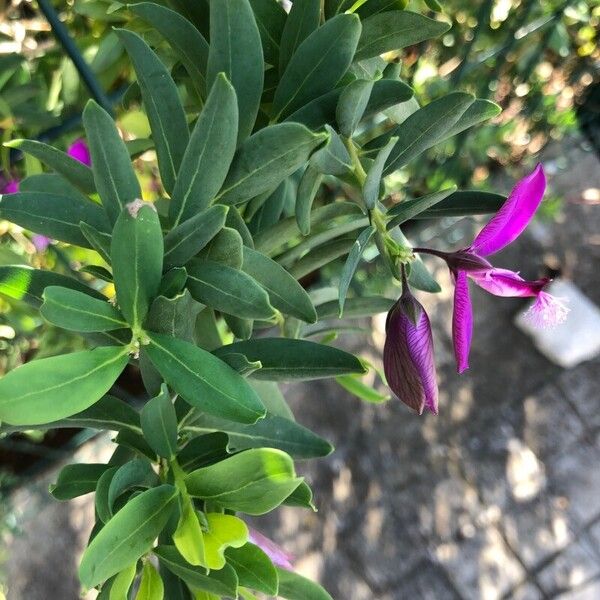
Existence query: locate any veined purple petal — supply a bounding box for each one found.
[452,270,473,374]
[67,139,91,166]
[384,294,438,415]
[469,267,548,298]
[471,164,546,256]
[248,528,294,570]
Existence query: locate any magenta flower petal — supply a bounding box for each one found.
[67,139,91,166]
[32,235,51,252]
[248,528,294,570]
[524,291,570,328]
[2,179,19,194]
[452,270,473,374]
[471,164,546,257]
[384,292,438,415]
[469,267,548,298]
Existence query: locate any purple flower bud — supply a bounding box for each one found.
[248,528,294,570]
[67,139,91,166]
[383,285,438,415]
[1,179,19,194]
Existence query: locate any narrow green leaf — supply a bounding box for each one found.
[96,467,119,524]
[111,201,163,330]
[279,0,321,75]
[339,226,375,315]
[226,207,255,248]
[80,221,112,263]
[109,562,137,600]
[355,10,450,61]
[412,190,506,218]
[249,0,287,66]
[108,459,159,517]
[311,125,352,175]
[242,247,317,323]
[117,29,189,194]
[363,136,397,209]
[145,290,203,343]
[5,139,95,194]
[173,494,206,566]
[197,227,243,269]
[187,260,276,320]
[362,79,414,121]
[277,568,334,600]
[159,268,188,299]
[214,338,365,381]
[132,2,209,99]
[272,14,362,120]
[336,374,390,403]
[216,123,327,206]
[83,100,141,225]
[145,332,266,424]
[288,237,355,280]
[49,463,112,501]
[386,186,457,229]
[169,75,238,226]
[284,88,341,130]
[19,173,90,204]
[317,295,394,319]
[79,485,178,589]
[336,79,374,137]
[0,347,128,426]
[247,181,289,235]
[226,544,278,596]
[283,480,316,510]
[445,98,502,138]
[250,380,295,420]
[177,433,230,473]
[356,0,408,18]
[185,448,302,515]
[141,385,178,459]
[296,164,323,236]
[41,286,127,332]
[207,0,264,143]
[383,92,474,174]
[0,191,110,248]
[135,562,164,600]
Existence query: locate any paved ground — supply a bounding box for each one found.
[2,137,599,599]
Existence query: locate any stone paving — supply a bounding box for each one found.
[2,137,599,599]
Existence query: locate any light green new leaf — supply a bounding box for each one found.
[185,448,302,515]
[214,338,365,381]
[339,226,375,316]
[145,332,266,424]
[79,485,178,589]
[216,123,327,206]
[49,463,112,501]
[41,286,127,332]
[363,137,397,210]
[279,0,321,75]
[83,100,141,225]
[295,164,323,236]
[135,562,164,600]
[117,29,189,195]
[109,562,137,600]
[355,10,450,61]
[173,493,205,566]
[111,201,163,330]
[140,385,178,459]
[242,247,317,323]
[277,568,334,600]
[0,347,128,426]
[170,75,238,226]
[5,139,95,194]
[336,79,374,138]
[187,260,276,320]
[207,0,264,143]
[226,543,279,596]
[272,14,362,120]
[0,191,110,248]
[202,513,248,570]
[336,374,390,403]
[132,2,209,99]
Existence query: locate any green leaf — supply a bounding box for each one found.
[145,290,203,343]
[0,347,129,426]
[109,562,137,600]
[19,173,90,203]
[383,92,474,174]
[226,543,278,596]
[362,136,397,210]
[279,0,321,75]
[250,380,294,420]
[145,332,266,424]
[339,226,375,315]
[173,494,206,567]
[407,256,441,293]
[207,0,264,143]
[183,413,332,459]
[336,373,390,403]
[141,385,178,459]
[177,433,230,472]
[283,480,315,510]
[444,99,501,138]
[169,75,238,226]
[288,237,355,280]
[311,126,352,175]
[214,338,365,381]
[296,164,323,236]
[277,568,334,600]
[95,467,118,524]
[202,513,248,570]
[80,221,112,263]
[41,286,127,332]
[49,463,112,501]
[355,10,450,61]
[117,29,189,195]
[317,295,394,319]
[242,247,317,323]
[362,79,414,121]
[135,562,164,600]
[80,265,113,283]
[114,430,158,462]
[185,448,302,515]
[5,139,95,194]
[154,546,238,597]
[131,2,209,99]
[0,191,110,248]
[272,14,362,120]
[159,268,188,299]
[107,459,160,516]
[249,0,287,66]
[111,201,163,330]
[336,79,374,137]
[83,100,142,225]
[386,186,457,229]
[0,265,103,308]
[216,123,327,206]
[187,260,276,320]
[356,0,409,18]
[79,485,178,589]
[197,227,243,269]
[411,190,506,218]
[284,88,341,130]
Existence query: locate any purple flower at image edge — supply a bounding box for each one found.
[248,528,294,570]
[67,138,91,166]
[1,178,19,194]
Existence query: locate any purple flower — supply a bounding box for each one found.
[67,138,91,166]
[248,528,294,570]
[1,178,19,194]
[383,269,438,415]
[32,234,51,252]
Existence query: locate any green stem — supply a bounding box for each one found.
[344,136,368,187]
